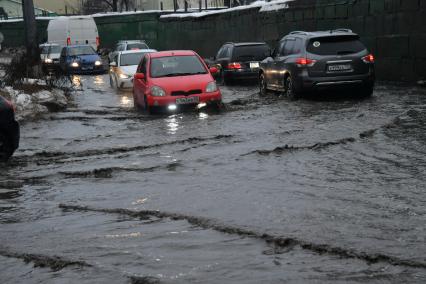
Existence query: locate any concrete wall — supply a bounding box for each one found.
[0,0,425,82]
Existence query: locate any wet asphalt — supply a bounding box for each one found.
[1,74,426,283]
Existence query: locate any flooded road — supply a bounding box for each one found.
[1,75,426,283]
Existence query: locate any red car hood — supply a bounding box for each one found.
[150,74,214,94]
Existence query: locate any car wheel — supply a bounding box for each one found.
[361,84,374,98]
[0,132,13,162]
[285,76,299,100]
[144,95,152,114]
[259,73,268,96]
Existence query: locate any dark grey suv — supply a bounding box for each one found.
[259,29,375,99]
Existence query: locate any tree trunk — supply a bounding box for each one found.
[22,0,39,65]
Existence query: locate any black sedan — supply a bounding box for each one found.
[0,96,19,161]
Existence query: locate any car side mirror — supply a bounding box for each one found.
[109,62,116,67]
[134,73,145,80]
[209,67,218,75]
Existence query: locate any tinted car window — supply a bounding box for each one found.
[68,46,96,56]
[307,36,366,55]
[150,55,207,78]
[282,40,295,56]
[126,43,149,50]
[120,52,147,66]
[137,56,147,73]
[41,45,62,54]
[293,38,304,54]
[232,45,270,61]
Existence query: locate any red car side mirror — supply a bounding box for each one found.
[209,67,218,75]
[134,73,145,80]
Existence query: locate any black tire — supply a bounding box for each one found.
[285,76,299,100]
[361,85,374,98]
[0,132,13,162]
[259,73,268,96]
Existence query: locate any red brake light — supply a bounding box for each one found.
[4,99,15,112]
[362,54,374,63]
[67,37,71,45]
[227,62,242,69]
[295,57,316,67]
[96,36,100,47]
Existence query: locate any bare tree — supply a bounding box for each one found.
[82,0,135,13]
[22,0,39,65]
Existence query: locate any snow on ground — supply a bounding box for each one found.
[160,0,294,18]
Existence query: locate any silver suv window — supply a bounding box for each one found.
[307,36,366,56]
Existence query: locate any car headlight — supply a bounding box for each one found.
[151,86,166,97]
[71,62,79,68]
[95,60,102,66]
[119,73,130,79]
[44,58,53,64]
[206,81,218,93]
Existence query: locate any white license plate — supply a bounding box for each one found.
[328,64,352,72]
[250,62,260,69]
[176,96,199,104]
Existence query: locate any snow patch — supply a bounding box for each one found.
[160,0,293,19]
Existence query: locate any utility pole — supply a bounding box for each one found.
[22,0,39,65]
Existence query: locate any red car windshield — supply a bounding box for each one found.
[150,55,207,78]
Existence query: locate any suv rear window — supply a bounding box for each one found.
[307,36,366,56]
[232,45,270,61]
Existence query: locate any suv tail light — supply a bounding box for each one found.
[67,37,71,45]
[227,62,242,70]
[96,36,100,47]
[362,54,375,63]
[4,99,15,112]
[295,57,316,67]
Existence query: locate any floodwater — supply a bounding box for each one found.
[1,75,426,283]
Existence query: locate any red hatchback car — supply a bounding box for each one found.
[133,50,222,113]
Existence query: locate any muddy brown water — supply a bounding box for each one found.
[1,75,426,283]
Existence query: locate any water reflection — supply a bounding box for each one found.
[199,112,209,120]
[94,76,104,86]
[165,115,181,135]
[120,95,133,108]
[72,75,82,88]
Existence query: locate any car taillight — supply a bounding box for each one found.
[67,37,71,45]
[362,54,375,63]
[4,99,15,112]
[295,57,316,67]
[96,36,100,47]
[227,62,242,69]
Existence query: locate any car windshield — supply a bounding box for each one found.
[41,45,62,54]
[126,43,149,50]
[232,45,270,61]
[307,36,366,55]
[120,52,146,66]
[68,46,96,56]
[150,55,207,78]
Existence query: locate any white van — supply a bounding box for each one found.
[47,16,100,50]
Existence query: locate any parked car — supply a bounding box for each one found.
[47,16,100,51]
[108,40,150,63]
[213,42,270,84]
[109,49,157,89]
[133,50,221,113]
[259,29,375,99]
[59,45,104,74]
[40,43,62,71]
[0,96,19,162]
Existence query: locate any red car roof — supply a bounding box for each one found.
[149,50,197,58]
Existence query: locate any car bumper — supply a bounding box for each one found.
[67,66,105,74]
[295,72,375,92]
[0,120,20,151]
[117,77,134,89]
[224,69,260,80]
[147,91,222,108]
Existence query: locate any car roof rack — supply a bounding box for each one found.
[331,28,353,33]
[290,31,309,35]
